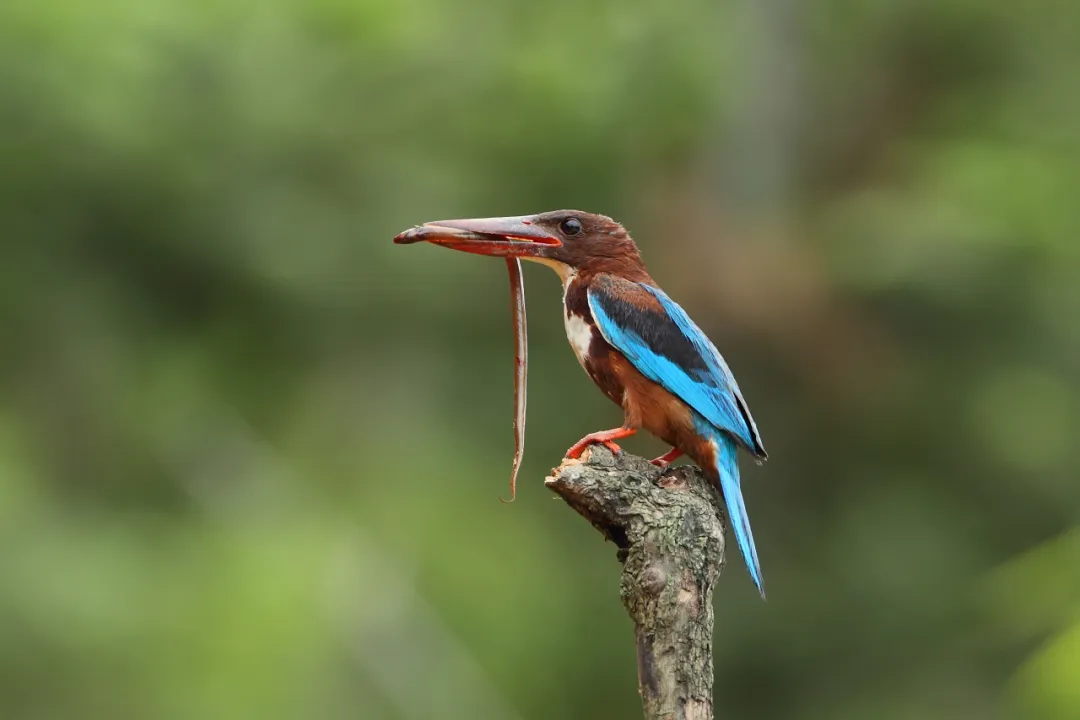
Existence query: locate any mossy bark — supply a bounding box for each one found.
[545,446,726,720]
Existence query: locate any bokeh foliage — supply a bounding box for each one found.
[1,0,1078,718]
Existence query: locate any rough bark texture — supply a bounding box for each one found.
[544,446,726,720]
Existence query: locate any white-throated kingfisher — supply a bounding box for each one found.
[394,211,769,598]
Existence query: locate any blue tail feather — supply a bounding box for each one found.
[710,427,765,599]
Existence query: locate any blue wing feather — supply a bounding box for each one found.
[587,274,767,597]
[586,276,765,458]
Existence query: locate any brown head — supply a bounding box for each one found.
[393,210,653,283]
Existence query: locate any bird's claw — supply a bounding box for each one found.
[601,440,623,454]
[565,427,637,460]
[564,439,622,460]
[649,447,684,469]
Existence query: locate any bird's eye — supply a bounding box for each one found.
[559,217,583,236]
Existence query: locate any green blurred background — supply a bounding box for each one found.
[1,0,1078,718]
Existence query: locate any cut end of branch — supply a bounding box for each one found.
[544,446,723,555]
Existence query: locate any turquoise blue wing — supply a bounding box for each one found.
[586,274,766,458]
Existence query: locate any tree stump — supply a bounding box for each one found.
[545,446,727,720]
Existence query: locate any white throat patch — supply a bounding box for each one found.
[564,311,593,368]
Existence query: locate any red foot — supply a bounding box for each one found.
[565,427,638,460]
[650,447,684,469]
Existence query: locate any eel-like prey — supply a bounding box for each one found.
[503,258,527,503]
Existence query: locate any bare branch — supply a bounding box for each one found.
[545,446,726,720]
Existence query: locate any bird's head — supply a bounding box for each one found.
[393,210,649,282]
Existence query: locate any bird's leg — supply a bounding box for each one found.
[565,427,637,460]
[650,447,684,469]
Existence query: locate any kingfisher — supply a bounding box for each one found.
[394,210,769,598]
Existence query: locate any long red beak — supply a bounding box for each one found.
[393,215,561,258]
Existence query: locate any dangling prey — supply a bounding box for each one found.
[394,211,770,598]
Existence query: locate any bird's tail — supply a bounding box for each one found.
[709,430,766,599]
